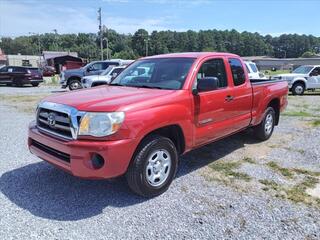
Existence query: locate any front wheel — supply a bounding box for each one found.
[291,83,305,95]
[254,107,275,141]
[31,83,39,87]
[68,79,82,90]
[126,135,178,197]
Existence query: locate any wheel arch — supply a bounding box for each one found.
[267,98,280,125]
[135,124,186,156]
[67,76,81,85]
[292,78,307,88]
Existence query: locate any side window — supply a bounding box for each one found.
[196,58,228,89]
[229,58,246,86]
[91,63,104,70]
[104,62,119,69]
[311,67,320,76]
[0,67,7,72]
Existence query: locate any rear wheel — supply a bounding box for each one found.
[126,135,178,197]
[254,107,275,141]
[292,82,305,95]
[68,79,82,90]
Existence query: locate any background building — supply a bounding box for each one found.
[243,56,320,70]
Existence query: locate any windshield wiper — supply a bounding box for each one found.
[134,85,170,90]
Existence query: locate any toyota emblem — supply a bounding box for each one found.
[47,112,56,127]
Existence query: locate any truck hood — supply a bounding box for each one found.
[44,86,176,112]
[276,73,307,78]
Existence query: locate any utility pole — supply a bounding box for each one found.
[98,8,103,60]
[52,29,58,51]
[103,25,109,60]
[145,38,149,56]
[29,32,41,66]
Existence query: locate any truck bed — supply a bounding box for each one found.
[250,78,287,85]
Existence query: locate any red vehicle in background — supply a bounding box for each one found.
[28,52,288,197]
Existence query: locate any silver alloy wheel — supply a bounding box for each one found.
[146,149,172,187]
[295,85,304,95]
[264,113,273,135]
[70,81,80,90]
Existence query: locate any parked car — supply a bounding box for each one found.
[274,65,320,95]
[60,59,133,90]
[81,66,126,88]
[28,52,288,197]
[244,61,266,79]
[28,67,43,83]
[0,65,43,87]
[41,65,55,77]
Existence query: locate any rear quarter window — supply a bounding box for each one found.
[229,58,246,86]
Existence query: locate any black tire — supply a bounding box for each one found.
[6,83,12,87]
[254,107,275,141]
[31,83,39,87]
[291,82,305,95]
[68,79,82,90]
[126,134,178,198]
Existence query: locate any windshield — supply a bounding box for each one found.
[110,58,195,90]
[249,63,258,73]
[292,66,313,74]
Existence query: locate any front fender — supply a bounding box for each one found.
[124,103,194,151]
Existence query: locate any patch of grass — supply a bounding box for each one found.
[242,157,256,164]
[311,119,320,127]
[266,161,294,178]
[282,111,313,117]
[285,176,319,204]
[264,69,290,76]
[292,168,320,177]
[0,94,48,113]
[208,161,251,182]
[259,179,280,191]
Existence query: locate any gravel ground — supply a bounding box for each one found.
[0,86,319,240]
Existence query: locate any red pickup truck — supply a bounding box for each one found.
[28,52,288,197]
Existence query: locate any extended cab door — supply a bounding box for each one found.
[193,57,236,146]
[308,67,320,88]
[226,58,253,132]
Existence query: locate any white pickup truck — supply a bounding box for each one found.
[275,65,320,95]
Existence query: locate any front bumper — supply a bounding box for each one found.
[28,122,138,179]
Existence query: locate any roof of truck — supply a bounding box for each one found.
[143,52,239,59]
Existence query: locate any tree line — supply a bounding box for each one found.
[1,29,320,60]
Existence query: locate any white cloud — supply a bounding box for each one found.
[0,0,174,37]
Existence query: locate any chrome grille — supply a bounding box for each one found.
[36,102,85,140]
[37,108,73,139]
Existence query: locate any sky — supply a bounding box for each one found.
[0,0,320,37]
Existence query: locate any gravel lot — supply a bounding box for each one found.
[0,85,319,240]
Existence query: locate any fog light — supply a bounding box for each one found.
[91,154,105,169]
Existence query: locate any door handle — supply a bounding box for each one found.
[225,95,234,102]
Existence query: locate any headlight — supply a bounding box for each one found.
[78,112,125,137]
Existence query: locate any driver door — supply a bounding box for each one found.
[308,67,320,88]
[193,58,234,146]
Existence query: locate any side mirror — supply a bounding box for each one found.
[87,66,93,72]
[195,77,219,94]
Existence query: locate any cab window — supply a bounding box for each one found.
[229,58,246,86]
[310,67,320,76]
[196,58,227,89]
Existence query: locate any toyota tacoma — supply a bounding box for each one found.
[28,52,288,197]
